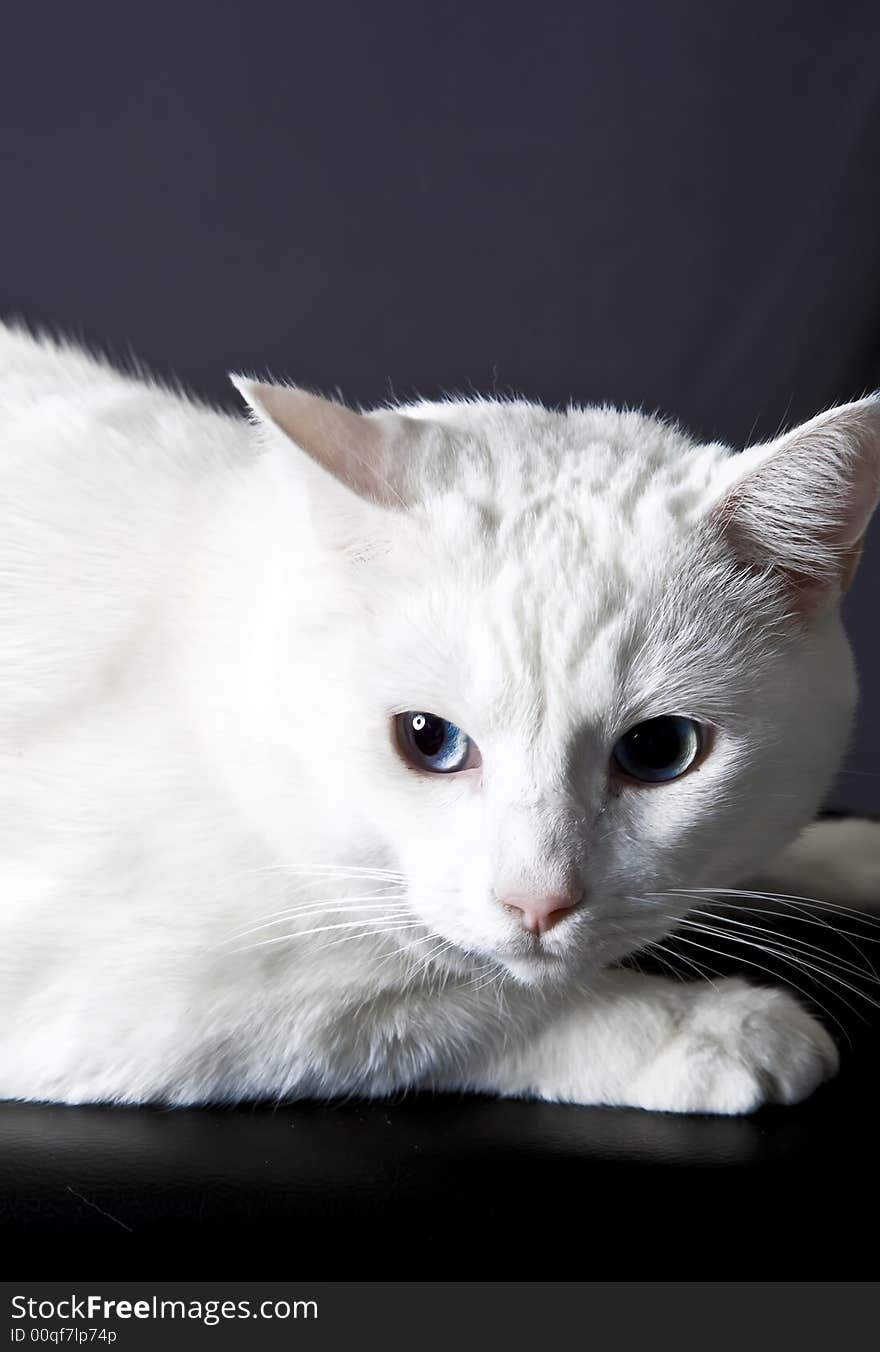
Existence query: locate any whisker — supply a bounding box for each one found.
[229,917,420,954]
[369,929,437,976]
[738,894,880,982]
[637,941,686,984]
[680,907,880,985]
[406,937,459,984]
[463,961,508,993]
[678,918,880,1016]
[667,890,879,994]
[650,890,880,948]
[220,861,408,889]
[640,937,722,990]
[221,897,410,944]
[315,924,424,957]
[671,929,851,1044]
[678,916,865,995]
[472,967,509,995]
[667,887,880,929]
[650,886,880,986]
[241,861,406,876]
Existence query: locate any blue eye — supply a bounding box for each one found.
[612,716,703,784]
[395,712,479,774]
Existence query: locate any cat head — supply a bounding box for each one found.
[232,377,880,985]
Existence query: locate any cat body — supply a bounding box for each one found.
[0,322,877,1112]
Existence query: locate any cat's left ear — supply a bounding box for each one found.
[230,376,425,510]
[711,396,880,611]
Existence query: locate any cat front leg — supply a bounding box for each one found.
[468,971,838,1115]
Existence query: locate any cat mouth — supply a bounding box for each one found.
[503,930,571,960]
[426,930,574,986]
[496,944,571,983]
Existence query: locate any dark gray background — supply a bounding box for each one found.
[1,0,878,810]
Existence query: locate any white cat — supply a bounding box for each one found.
[1,322,877,1113]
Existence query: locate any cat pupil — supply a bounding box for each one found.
[612,715,701,783]
[625,720,681,769]
[411,713,446,757]
[395,711,478,775]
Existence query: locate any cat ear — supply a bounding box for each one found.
[711,396,880,610]
[230,376,423,510]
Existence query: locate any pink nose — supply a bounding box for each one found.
[502,889,585,935]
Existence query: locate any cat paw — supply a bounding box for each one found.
[632,979,839,1115]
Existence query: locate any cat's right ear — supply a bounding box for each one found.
[709,396,880,613]
[230,376,425,513]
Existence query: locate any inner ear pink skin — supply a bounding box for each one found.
[230,376,429,510]
[712,395,880,612]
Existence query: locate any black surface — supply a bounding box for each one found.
[0,1080,872,1279]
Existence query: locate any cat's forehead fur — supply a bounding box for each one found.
[372,399,750,750]
[395,399,736,597]
[401,398,727,517]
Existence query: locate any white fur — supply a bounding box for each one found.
[0,322,877,1112]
